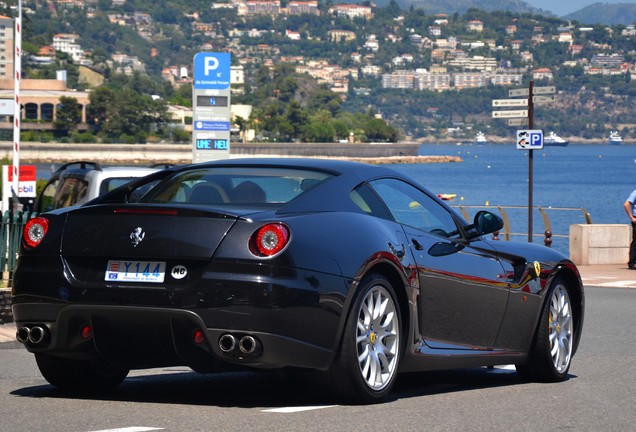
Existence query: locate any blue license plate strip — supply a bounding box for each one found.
[105,260,166,283]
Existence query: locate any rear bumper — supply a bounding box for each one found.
[12,303,335,372]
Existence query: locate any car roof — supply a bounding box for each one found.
[53,163,160,179]
[173,157,401,180]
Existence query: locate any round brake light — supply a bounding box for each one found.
[252,223,290,257]
[24,217,49,248]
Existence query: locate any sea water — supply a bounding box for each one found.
[393,143,636,255]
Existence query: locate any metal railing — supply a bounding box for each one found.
[454,204,593,247]
[1,210,36,283]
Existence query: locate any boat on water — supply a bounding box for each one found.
[475,131,487,145]
[437,193,457,201]
[543,131,568,146]
[609,131,623,144]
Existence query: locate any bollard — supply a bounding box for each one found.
[544,230,552,247]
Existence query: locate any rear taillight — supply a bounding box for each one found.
[251,223,290,257]
[23,217,49,248]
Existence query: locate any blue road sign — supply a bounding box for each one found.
[194,121,231,131]
[193,52,231,90]
[516,129,543,149]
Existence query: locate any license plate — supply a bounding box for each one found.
[105,260,166,283]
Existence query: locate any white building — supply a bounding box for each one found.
[53,33,84,62]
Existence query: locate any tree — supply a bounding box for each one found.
[54,97,82,136]
[87,86,115,132]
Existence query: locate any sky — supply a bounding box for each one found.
[527,0,636,16]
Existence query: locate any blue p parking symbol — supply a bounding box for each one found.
[193,52,231,90]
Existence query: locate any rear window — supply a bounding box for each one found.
[144,167,333,207]
[99,177,145,195]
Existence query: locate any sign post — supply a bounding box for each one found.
[12,1,22,211]
[495,81,557,243]
[192,52,232,162]
[528,81,535,243]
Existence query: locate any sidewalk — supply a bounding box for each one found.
[0,264,634,344]
[577,263,636,289]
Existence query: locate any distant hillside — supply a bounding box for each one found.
[372,0,550,15]
[564,3,636,25]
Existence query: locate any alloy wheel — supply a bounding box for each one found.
[355,284,400,391]
[548,284,573,373]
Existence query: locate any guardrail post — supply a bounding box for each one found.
[544,230,552,247]
[497,206,511,241]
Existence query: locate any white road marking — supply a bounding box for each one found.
[581,276,617,280]
[88,427,164,432]
[598,281,636,287]
[263,405,337,413]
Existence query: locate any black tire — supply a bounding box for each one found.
[516,277,575,382]
[325,273,402,404]
[35,353,129,390]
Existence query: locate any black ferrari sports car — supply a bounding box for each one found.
[12,158,584,403]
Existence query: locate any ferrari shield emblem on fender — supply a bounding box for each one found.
[533,261,541,278]
[130,227,145,247]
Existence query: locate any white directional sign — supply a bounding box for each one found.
[492,99,528,107]
[509,88,529,97]
[508,118,529,126]
[533,86,556,95]
[516,129,543,150]
[492,109,528,119]
[532,95,556,104]
[509,86,556,97]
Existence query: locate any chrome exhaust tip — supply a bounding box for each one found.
[28,326,48,345]
[16,327,30,344]
[219,334,237,353]
[239,335,259,355]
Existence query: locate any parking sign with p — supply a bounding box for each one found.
[516,129,543,150]
[193,52,231,90]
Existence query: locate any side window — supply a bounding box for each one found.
[369,178,459,238]
[350,183,393,220]
[38,179,60,213]
[54,178,88,209]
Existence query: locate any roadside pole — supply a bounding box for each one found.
[528,80,534,242]
[12,0,22,211]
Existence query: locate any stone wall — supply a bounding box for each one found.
[0,141,424,164]
[570,224,631,265]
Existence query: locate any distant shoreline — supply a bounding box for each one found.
[0,140,625,166]
[0,142,462,165]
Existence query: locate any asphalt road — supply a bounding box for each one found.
[0,286,634,432]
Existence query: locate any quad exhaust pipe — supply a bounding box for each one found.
[218,333,262,357]
[16,325,50,345]
[218,334,236,353]
[239,335,258,354]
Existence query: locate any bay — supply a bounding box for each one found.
[392,143,636,255]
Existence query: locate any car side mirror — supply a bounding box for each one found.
[473,210,503,236]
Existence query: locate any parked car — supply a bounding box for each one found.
[13,158,584,403]
[33,161,165,213]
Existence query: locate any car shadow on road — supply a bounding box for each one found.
[10,367,577,407]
